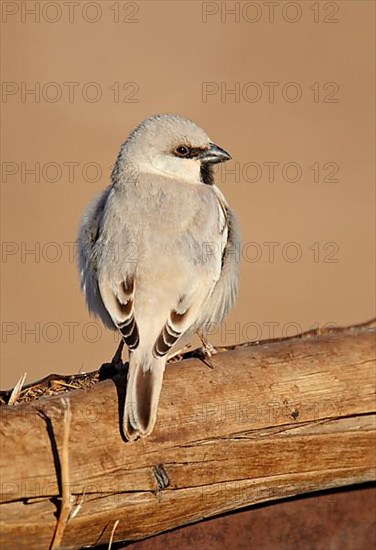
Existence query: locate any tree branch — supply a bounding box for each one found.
[1,321,375,549]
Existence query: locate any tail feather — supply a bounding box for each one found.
[123,355,166,440]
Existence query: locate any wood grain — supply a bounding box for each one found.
[0,322,375,549]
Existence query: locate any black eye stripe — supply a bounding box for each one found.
[173,146,207,159]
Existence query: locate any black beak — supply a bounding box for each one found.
[199,142,232,165]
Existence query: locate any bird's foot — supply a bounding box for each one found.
[196,334,218,369]
[99,340,126,380]
[99,360,125,380]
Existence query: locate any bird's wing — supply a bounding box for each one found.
[79,183,141,347]
[98,274,140,351]
[77,185,116,330]
[195,201,241,332]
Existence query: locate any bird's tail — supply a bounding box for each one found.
[123,354,166,440]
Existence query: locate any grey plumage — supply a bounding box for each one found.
[78,114,240,440]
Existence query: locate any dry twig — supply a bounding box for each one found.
[7,372,27,405]
[49,398,73,550]
[108,520,120,550]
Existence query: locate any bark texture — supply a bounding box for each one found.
[0,321,375,549]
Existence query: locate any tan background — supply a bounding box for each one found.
[1,0,375,389]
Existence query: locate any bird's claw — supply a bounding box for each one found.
[190,348,215,369]
[195,336,218,369]
[99,340,126,380]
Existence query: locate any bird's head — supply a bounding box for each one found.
[117,114,231,186]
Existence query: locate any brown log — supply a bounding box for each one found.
[0,321,375,549]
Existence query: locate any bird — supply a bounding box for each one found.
[78,114,240,440]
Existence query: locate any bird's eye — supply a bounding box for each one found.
[175,146,190,157]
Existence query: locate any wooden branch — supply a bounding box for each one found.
[1,321,375,549]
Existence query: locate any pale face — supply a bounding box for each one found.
[120,115,231,185]
[147,141,210,184]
